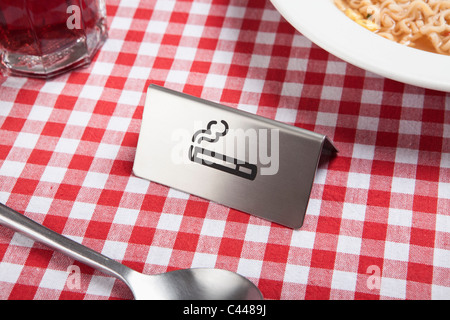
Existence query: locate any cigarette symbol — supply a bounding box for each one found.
[189,120,257,181]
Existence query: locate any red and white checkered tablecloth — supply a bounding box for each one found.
[0,0,449,300]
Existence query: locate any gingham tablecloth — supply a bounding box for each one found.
[0,0,449,300]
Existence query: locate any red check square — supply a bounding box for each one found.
[362,222,387,241]
[367,190,390,208]
[85,221,111,240]
[14,89,38,105]
[68,154,93,171]
[9,284,38,300]
[413,195,438,213]
[28,149,53,166]
[98,189,123,207]
[174,232,199,252]
[184,200,209,218]
[310,249,336,269]
[258,279,283,300]
[1,117,26,132]
[218,238,243,258]
[25,248,53,268]
[407,262,433,284]
[410,228,435,247]
[81,127,105,143]
[43,214,68,234]
[128,226,155,245]
[55,184,81,202]
[54,95,77,110]
[141,194,166,212]
[41,122,65,137]
[264,243,289,263]
[12,178,39,196]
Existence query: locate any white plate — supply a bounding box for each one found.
[270,0,450,92]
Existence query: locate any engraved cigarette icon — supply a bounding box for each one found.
[189,120,257,181]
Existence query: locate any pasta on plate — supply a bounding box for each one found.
[334,0,450,55]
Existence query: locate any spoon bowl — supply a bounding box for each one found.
[0,203,263,300]
[127,268,262,300]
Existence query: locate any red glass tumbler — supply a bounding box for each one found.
[0,0,107,78]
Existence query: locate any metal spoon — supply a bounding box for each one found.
[0,203,263,300]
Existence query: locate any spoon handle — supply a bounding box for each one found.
[0,202,132,284]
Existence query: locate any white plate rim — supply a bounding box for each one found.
[270,0,450,92]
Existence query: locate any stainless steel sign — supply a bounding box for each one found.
[133,85,338,228]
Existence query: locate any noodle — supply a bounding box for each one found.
[334,0,450,55]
